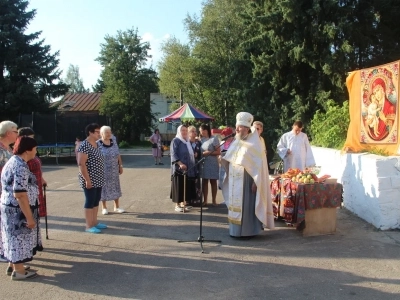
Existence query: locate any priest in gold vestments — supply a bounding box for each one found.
[221,112,275,238]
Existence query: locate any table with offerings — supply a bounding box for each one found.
[270,177,343,236]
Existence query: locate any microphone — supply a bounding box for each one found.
[221,133,235,141]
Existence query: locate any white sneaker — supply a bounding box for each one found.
[102,209,108,215]
[175,206,183,212]
[114,208,125,213]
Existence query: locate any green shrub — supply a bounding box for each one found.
[310,100,349,149]
[118,140,130,148]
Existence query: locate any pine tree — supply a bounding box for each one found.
[92,77,105,93]
[240,0,353,136]
[0,0,68,120]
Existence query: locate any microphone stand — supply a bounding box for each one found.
[178,134,234,253]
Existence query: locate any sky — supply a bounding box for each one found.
[27,0,204,90]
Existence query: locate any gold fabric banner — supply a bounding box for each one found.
[344,61,400,155]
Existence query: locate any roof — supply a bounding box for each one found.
[58,93,102,112]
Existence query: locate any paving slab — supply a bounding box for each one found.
[1,150,400,299]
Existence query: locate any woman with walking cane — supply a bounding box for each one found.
[170,125,196,212]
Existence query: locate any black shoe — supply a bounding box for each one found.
[155,163,158,165]
[230,235,255,240]
[158,162,164,165]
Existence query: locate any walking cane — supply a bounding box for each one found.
[183,173,186,214]
[43,183,49,239]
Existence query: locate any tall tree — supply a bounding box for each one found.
[92,77,105,93]
[157,37,202,112]
[184,0,249,126]
[241,0,400,141]
[241,0,353,134]
[0,0,68,120]
[64,64,88,93]
[96,28,158,142]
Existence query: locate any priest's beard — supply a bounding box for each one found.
[236,132,249,140]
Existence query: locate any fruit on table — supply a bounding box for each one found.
[291,172,318,184]
[281,168,302,178]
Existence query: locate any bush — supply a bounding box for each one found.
[118,140,130,148]
[310,100,349,149]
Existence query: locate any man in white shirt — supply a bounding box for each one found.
[277,120,315,172]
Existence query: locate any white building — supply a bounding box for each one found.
[150,93,180,142]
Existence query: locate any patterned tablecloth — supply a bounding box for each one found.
[270,178,343,229]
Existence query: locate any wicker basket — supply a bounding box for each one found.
[324,178,337,184]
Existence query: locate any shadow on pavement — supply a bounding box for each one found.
[31,246,400,299]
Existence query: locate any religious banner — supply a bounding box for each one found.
[344,60,400,155]
[360,62,398,143]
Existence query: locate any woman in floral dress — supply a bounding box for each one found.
[98,126,124,215]
[0,121,18,263]
[0,136,43,280]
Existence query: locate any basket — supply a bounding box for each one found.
[324,178,337,184]
[309,166,321,175]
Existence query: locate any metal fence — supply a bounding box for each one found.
[18,112,111,145]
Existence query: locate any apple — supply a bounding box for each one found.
[291,177,296,181]
[304,178,310,184]
[307,174,312,179]
[310,179,315,184]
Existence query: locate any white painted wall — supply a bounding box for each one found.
[312,146,400,230]
[150,93,179,141]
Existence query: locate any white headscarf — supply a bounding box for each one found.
[176,125,195,164]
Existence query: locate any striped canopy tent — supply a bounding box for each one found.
[159,103,214,123]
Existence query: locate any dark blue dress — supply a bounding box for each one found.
[170,138,196,204]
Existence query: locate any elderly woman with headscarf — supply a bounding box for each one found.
[170,125,196,212]
[0,136,43,280]
[0,121,19,263]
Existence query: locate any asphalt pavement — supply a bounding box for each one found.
[1,149,400,299]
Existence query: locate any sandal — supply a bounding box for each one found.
[6,265,30,276]
[11,270,38,280]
